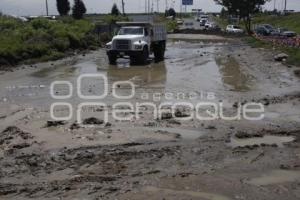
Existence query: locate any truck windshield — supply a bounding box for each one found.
[118,27,144,35]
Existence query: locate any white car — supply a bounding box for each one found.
[226,25,244,33]
[176,19,184,25]
[205,22,216,29]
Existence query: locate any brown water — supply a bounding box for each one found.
[215,56,254,91]
[0,40,291,111]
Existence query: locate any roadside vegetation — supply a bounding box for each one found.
[0,0,97,66]
[0,16,98,66]
[213,1,300,67]
[253,13,300,33]
[245,36,300,66]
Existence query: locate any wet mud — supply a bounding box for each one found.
[0,34,300,199]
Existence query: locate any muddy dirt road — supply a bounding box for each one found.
[0,34,299,200]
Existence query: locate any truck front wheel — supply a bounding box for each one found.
[108,53,117,65]
[140,46,149,64]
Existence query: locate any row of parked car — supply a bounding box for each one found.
[254,24,297,37]
[225,24,297,38]
[198,15,220,30]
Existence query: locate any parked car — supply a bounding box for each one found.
[255,24,276,36]
[281,31,297,37]
[200,19,207,26]
[184,22,194,26]
[226,25,244,33]
[200,15,209,21]
[205,22,216,29]
[176,19,184,25]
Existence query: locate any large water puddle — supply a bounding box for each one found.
[215,56,254,91]
[229,135,295,148]
[247,170,300,186]
[1,40,256,108]
[121,127,205,140]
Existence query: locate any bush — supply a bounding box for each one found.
[53,38,70,51]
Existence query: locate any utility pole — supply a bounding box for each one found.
[121,0,125,16]
[284,0,287,11]
[165,0,168,10]
[273,0,276,10]
[148,0,150,13]
[157,0,159,13]
[151,0,154,13]
[45,0,49,16]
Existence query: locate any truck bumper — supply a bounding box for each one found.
[107,50,142,57]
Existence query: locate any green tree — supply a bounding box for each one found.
[72,0,87,19]
[168,8,176,19]
[214,0,270,34]
[220,7,228,18]
[56,0,71,16]
[111,3,120,16]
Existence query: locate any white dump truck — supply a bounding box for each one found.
[105,22,167,64]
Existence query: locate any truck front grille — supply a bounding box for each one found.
[114,40,131,50]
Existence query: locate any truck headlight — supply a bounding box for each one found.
[106,44,112,49]
[134,45,143,50]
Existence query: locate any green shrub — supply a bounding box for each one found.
[31,18,52,30]
[52,38,70,51]
[0,16,98,65]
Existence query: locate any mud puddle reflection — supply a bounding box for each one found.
[1,40,257,108]
[215,56,254,91]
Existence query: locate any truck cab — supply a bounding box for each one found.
[106,22,166,65]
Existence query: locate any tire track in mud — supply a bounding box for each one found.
[0,132,180,198]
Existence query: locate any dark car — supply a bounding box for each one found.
[281,31,297,37]
[276,28,297,37]
[200,19,207,26]
[255,24,276,36]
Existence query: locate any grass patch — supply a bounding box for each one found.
[253,13,300,33]
[214,12,300,33]
[0,16,99,66]
[244,36,300,66]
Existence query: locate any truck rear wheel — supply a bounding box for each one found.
[108,53,117,65]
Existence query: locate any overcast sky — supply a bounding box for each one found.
[0,0,299,16]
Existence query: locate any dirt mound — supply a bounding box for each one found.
[82,117,104,125]
[0,126,33,146]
